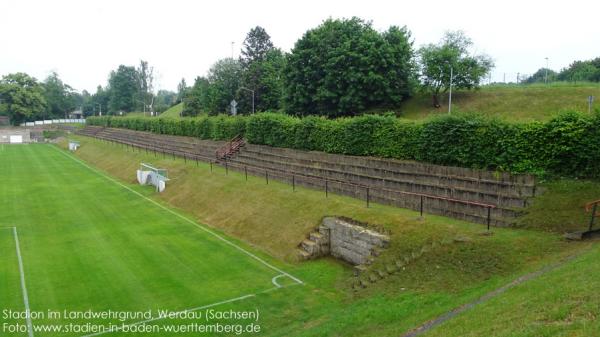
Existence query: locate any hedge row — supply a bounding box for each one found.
[86,111,600,178]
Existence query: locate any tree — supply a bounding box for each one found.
[107,65,139,114]
[419,31,493,107]
[239,49,286,113]
[91,85,110,116]
[176,78,188,103]
[557,59,600,82]
[204,58,242,115]
[523,68,557,84]
[0,73,47,124]
[80,90,95,116]
[154,90,177,114]
[240,26,274,68]
[284,18,414,117]
[137,60,154,114]
[42,72,78,119]
[183,77,209,116]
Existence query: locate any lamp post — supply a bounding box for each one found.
[239,87,255,114]
[544,57,549,84]
[95,103,102,116]
[448,66,453,114]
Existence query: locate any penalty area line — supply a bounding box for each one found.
[81,283,301,337]
[50,145,303,286]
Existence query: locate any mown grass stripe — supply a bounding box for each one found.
[50,145,303,285]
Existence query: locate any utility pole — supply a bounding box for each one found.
[448,66,453,114]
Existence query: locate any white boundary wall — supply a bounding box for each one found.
[22,119,85,127]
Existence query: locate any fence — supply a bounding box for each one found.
[21,119,86,127]
[84,133,499,228]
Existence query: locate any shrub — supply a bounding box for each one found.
[86,111,600,179]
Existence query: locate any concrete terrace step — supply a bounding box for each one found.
[242,145,535,196]
[77,126,532,227]
[230,154,528,209]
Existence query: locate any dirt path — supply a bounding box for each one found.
[401,249,588,337]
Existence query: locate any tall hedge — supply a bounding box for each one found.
[86,111,600,179]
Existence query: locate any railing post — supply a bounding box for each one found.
[487,206,492,231]
[420,195,424,217]
[589,203,598,231]
[184,154,187,164]
[366,187,370,208]
[210,161,213,172]
[292,175,295,191]
[265,170,269,184]
[225,160,228,175]
[325,179,328,198]
[245,166,248,181]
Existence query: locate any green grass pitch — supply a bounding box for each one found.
[0,144,300,337]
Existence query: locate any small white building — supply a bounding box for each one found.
[0,128,32,143]
[68,108,84,119]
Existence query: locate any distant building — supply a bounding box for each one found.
[0,116,9,126]
[68,108,83,119]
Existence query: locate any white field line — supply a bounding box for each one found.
[12,227,34,337]
[81,282,302,337]
[50,145,303,285]
[271,274,285,288]
[81,293,255,337]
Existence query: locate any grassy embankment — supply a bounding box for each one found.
[57,135,598,336]
[398,83,600,121]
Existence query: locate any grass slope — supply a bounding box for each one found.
[425,243,600,337]
[399,83,600,121]
[51,135,596,336]
[518,179,600,233]
[159,103,183,118]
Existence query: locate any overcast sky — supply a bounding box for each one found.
[1,0,598,93]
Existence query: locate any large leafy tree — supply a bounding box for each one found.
[284,18,415,117]
[91,85,110,116]
[523,68,557,84]
[241,49,286,112]
[240,26,274,68]
[0,72,47,124]
[182,77,209,116]
[557,59,600,82]
[419,31,493,107]
[107,65,139,114]
[204,58,242,115]
[237,26,285,113]
[43,72,78,118]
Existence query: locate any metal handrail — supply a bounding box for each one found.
[84,130,499,226]
[585,199,600,231]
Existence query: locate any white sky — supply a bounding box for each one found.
[1,0,598,93]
